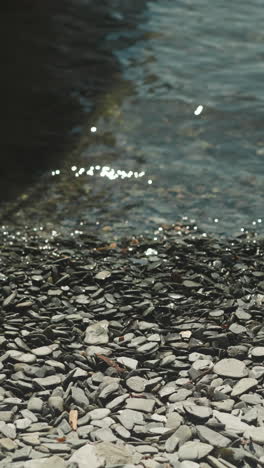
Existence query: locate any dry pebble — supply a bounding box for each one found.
[213,358,248,378]
[178,440,213,460]
[1,224,264,466]
[231,377,258,396]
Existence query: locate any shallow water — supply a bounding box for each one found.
[1,0,264,238]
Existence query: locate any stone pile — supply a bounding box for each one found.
[1,224,264,467]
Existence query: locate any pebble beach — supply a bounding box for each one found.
[1,224,264,468]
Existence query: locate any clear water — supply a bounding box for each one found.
[2,0,264,238]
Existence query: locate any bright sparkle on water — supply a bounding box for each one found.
[90,126,97,133]
[194,105,203,116]
[51,169,60,176]
[51,164,147,182]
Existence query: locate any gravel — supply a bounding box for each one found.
[1,223,264,467]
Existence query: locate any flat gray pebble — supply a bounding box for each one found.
[178,441,213,461]
[126,376,147,392]
[99,383,120,399]
[125,398,155,413]
[250,346,264,358]
[106,393,129,410]
[196,425,231,448]
[33,375,62,388]
[213,358,248,378]
[117,409,144,430]
[71,387,89,408]
[231,377,258,397]
[184,404,212,420]
[165,434,180,452]
[88,408,110,420]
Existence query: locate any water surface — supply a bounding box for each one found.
[1,0,264,238]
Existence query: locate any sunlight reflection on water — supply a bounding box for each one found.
[2,0,264,240]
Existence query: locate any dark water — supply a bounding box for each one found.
[1,0,264,238]
[0,0,143,198]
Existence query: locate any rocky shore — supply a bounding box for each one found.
[1,223,264,467]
